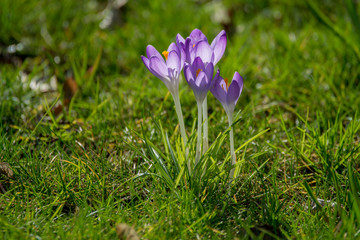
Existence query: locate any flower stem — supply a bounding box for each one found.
[227,113,236,184]
[202,96,208,154]
[195,101,203,166]
[172,93,188,153]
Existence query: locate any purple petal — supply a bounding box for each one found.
[176,34,185,46]
[166,51,181,77]
[146,45,163,60]
[141,56,150,71]
[229,72,243,105]
[191,57,205,76]
[195,41,213,64]
[142,55,164,80]
[194,71,209,102]
[175,39,186,69]
[211,73,227,105]
[179,45,186,69]
[211,30,227,65]
[167,42,178,54]
[185,38,194,64]
[232,71,244,90]
[210,69,221,89]
[189,29,208,44]
[149,56,168,80]
[194,71,208,88]
[204,62,214,83]
[226,80,241,106]
[184,65,194,85]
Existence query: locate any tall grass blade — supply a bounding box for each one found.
[303,181,323,209]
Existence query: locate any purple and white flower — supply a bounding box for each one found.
[177,28,227,65]
[210,71,244,117]
[211,71,244,182]
[141,42,188,152]
[184,57,215,103]
[141,43,185,96]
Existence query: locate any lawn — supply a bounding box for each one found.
[1,0,360,239]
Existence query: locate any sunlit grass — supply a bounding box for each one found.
[1,0,360,239]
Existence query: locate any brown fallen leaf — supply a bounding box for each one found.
[53,76,78,116]
[63,77,78,106]
[0,162,14,178]
[0,162,14,194]
[116,223,139,240]
[53,104,63,116]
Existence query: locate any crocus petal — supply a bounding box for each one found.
[211,30,227,65]
[167,42,178,54]
[194,71,208,102]
[185,38,195,63]
[195,41,214,64]
[210,69,220,89]
[174,39,185,69]
[194,71,208,88]
[166,51,181,76]
[149,56,169,80]
[184,65,194,83]
[176,34,185,46]
[230,72,244,105]
[232,71,244,90]
[142,55,164,80]
[211,79,227,105]
[146,45,163,60]
[141,56,150,71]
[204,62,214,82]
[189,28,208,44]
[179,45,186,69]
[184,64,198,92]
[226,80,241,106]
[191,57,205,76]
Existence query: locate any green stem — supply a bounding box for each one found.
[227,113,236,184]
[202,96,208,154]
[195,101,203,166]
[172,93,188,152]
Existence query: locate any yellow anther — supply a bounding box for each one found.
[196,69,201,77]
[225,78,230,90]
[222,78,230,91]
[193,44,195,48]
[162,51,169,60]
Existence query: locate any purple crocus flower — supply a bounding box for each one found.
[183,55,216,165]
[177,29,227,65]
[210,71,244,116]
[141,43,185,96]
[183,57,215,103]
[141,42,188,153]
[178,29,227,156]
[211,71,244,182]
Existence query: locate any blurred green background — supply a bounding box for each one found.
[1,0,359,127]
[1,0,359,122]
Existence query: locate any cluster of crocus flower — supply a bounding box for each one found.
[141,29,243,182]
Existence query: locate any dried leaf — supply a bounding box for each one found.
[63,77,78,106]
[116,223,139,240]
[53,104,63,116]
[0,162,14,178]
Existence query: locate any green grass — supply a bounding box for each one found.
[1,0,360,239]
